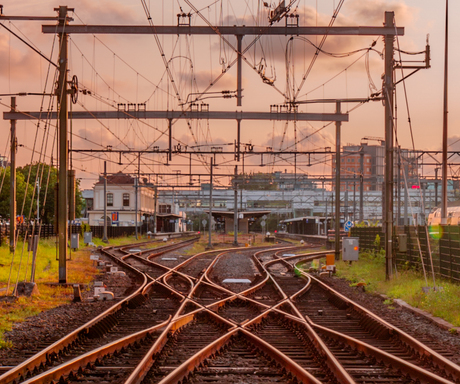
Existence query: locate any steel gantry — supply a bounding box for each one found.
[1,7,407,282]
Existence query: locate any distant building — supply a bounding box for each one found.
[87,172,186,232]
[231,171,318,191]
[332,142,419,192]
[0,155,9,168]
[81,189,94,218]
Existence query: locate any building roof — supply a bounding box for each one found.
[95,172,135,185]
[205,210,271,218]
[281,216,328,223]
[81,189,94,199]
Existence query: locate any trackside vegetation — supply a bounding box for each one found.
[0,236,136,349]
[335,250,460,328]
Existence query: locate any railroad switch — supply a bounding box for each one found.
[72,284,82,302]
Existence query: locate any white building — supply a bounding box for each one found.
[88,172,186,232]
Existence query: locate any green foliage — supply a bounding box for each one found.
[336,252,460,327]
[0,163,83,224]
[373,234,381,250]
[0,167,32,221]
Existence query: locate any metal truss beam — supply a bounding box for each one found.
[71,149,331,155]
[42,25,404,36]
[3,110,348,122]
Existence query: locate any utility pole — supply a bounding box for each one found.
[335,101,341,261]
[384,11,395,280]
[9,97,16,253]
[441,0,448,224]
[135,176,138,239]
[397,146,401,225]
[233,165,238,246]
[102,161,108,243]
[153,185,158,234]
[208,157,213,249]
[353,181,356,222]
[56,6,71,283]
[36,177,40,223]
[359,149,364,222]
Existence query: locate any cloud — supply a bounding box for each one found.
[66,0,140,24]
[343,0,417,26]
[0,34,43,81]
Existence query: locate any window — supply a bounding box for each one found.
[159,204,171,214]
[123,193,130,207]
[107,193,113,207]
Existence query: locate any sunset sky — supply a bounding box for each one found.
[0,0,458,189]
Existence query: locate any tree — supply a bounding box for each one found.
[0,163,85,224]
[0,167,32,221]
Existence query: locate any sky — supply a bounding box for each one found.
[0,0,459,189]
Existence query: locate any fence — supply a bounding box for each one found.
[0,223,146,245]
[351,225,460,284]
[349,227,384,251]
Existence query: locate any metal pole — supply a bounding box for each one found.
[36,178,39,223]
[435,167,439,207]
[441,0,448,224]
[208,157,213,248]
[240,153,244,210]
[135,177,138,239]
[384,11,395,280]
[9,97,16,253]
[236,119,241,161]
[153,185,158,234]
[102,161,108,242]
[335,101,341,261]
[237,35,243,106]
[57,6,69,283]
[397,146,401,225]
[68,169,76,221]
[353,181,356,223]
[233,165,238,246]
[359,149,364,222]
[168,118,172,161]
[404,164,409,225]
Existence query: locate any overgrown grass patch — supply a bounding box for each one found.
[336,250,460,327]
[0,235,138,349]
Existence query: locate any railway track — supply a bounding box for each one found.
[1,240,459,384]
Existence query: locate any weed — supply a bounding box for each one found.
[0,236,135,348]
[336,252,460,327]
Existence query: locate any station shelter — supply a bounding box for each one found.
[281,216,330,236]
[205,210,271,234]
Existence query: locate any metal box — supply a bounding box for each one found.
[342,237,359,261]
[398,234,407,252]
[84,232,92,244]
[70,233,79,249]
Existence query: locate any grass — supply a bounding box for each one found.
[0,235,137,349]
[336,251,460,327]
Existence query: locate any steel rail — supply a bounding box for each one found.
[0,249,150,384]
[125,305,236,384]
[126,247,279,384]
[313,323,455,384]
[305,272,460,380]
[157,327,324,384]
[0,235,195,384]
[20,318,171,384]
[253,251,356,384]
[124,245,338,384]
